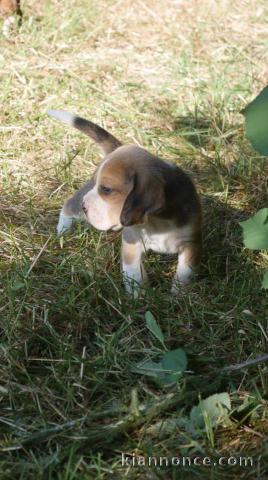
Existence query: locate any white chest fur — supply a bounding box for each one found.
[138,224,193,254]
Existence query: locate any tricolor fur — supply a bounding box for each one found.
[48,109,202,295]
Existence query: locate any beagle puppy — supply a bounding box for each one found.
[48,110,202,295]
[0,0,22,37]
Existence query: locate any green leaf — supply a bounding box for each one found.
[242,85,268,155]
[190,393,231,430]
[161,348,187,374]
[159,348,187,386]
[131,348,187,387]
[240,209,268,250]
[145,311,165,348]
[131,359,163,378]
[262,271,268,289]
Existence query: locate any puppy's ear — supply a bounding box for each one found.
[120,173,165,226]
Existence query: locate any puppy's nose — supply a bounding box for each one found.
[82,201,87,214]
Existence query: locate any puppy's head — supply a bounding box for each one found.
[48,111,165,231]
[82,145,165,231]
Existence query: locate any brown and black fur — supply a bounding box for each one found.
[48,110,202,293]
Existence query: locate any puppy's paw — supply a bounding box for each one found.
[171,281,179,296]
[123,272,148,299]
[124,279,144,299]
[122,262,148,298]
[171,279,191,296]
[57,210,74,235]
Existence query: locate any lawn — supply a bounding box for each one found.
[0,0,268,478]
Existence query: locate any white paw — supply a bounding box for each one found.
[123,265,148,298]
[124,278,144,298]
[171,278,191,296]
[171,281,180,296]
[57,210,74,235]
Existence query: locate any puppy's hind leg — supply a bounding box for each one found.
[171,241,202,295]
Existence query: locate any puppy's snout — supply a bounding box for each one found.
[82,201,87,214]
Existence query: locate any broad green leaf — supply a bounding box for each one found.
[242,85,268,155]
[262,271,268,289]
[161,348,187,374]
[190,393,231,430]
[131,359,163,378]
[240,209,268,250]
[158,348,187,386]
[131,359,177,386]
[145,311,165,348]
[131,348,187,386]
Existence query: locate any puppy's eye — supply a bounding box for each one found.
[99,185,113,195]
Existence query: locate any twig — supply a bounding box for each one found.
[2,391,183,450]
[26,236,51,276]
[221,353,268,372]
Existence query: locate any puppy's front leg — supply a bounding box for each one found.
[171,242,201,295]
[57,179,94,235]
[121,234,147,297]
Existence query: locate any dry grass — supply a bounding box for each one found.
[0,0,268,479]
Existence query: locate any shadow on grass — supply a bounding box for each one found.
[172,113,240,148]
[1,185,267,480]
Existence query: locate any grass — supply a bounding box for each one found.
[0,0,268,478]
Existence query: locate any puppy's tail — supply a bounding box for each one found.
[47,110,122,155]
